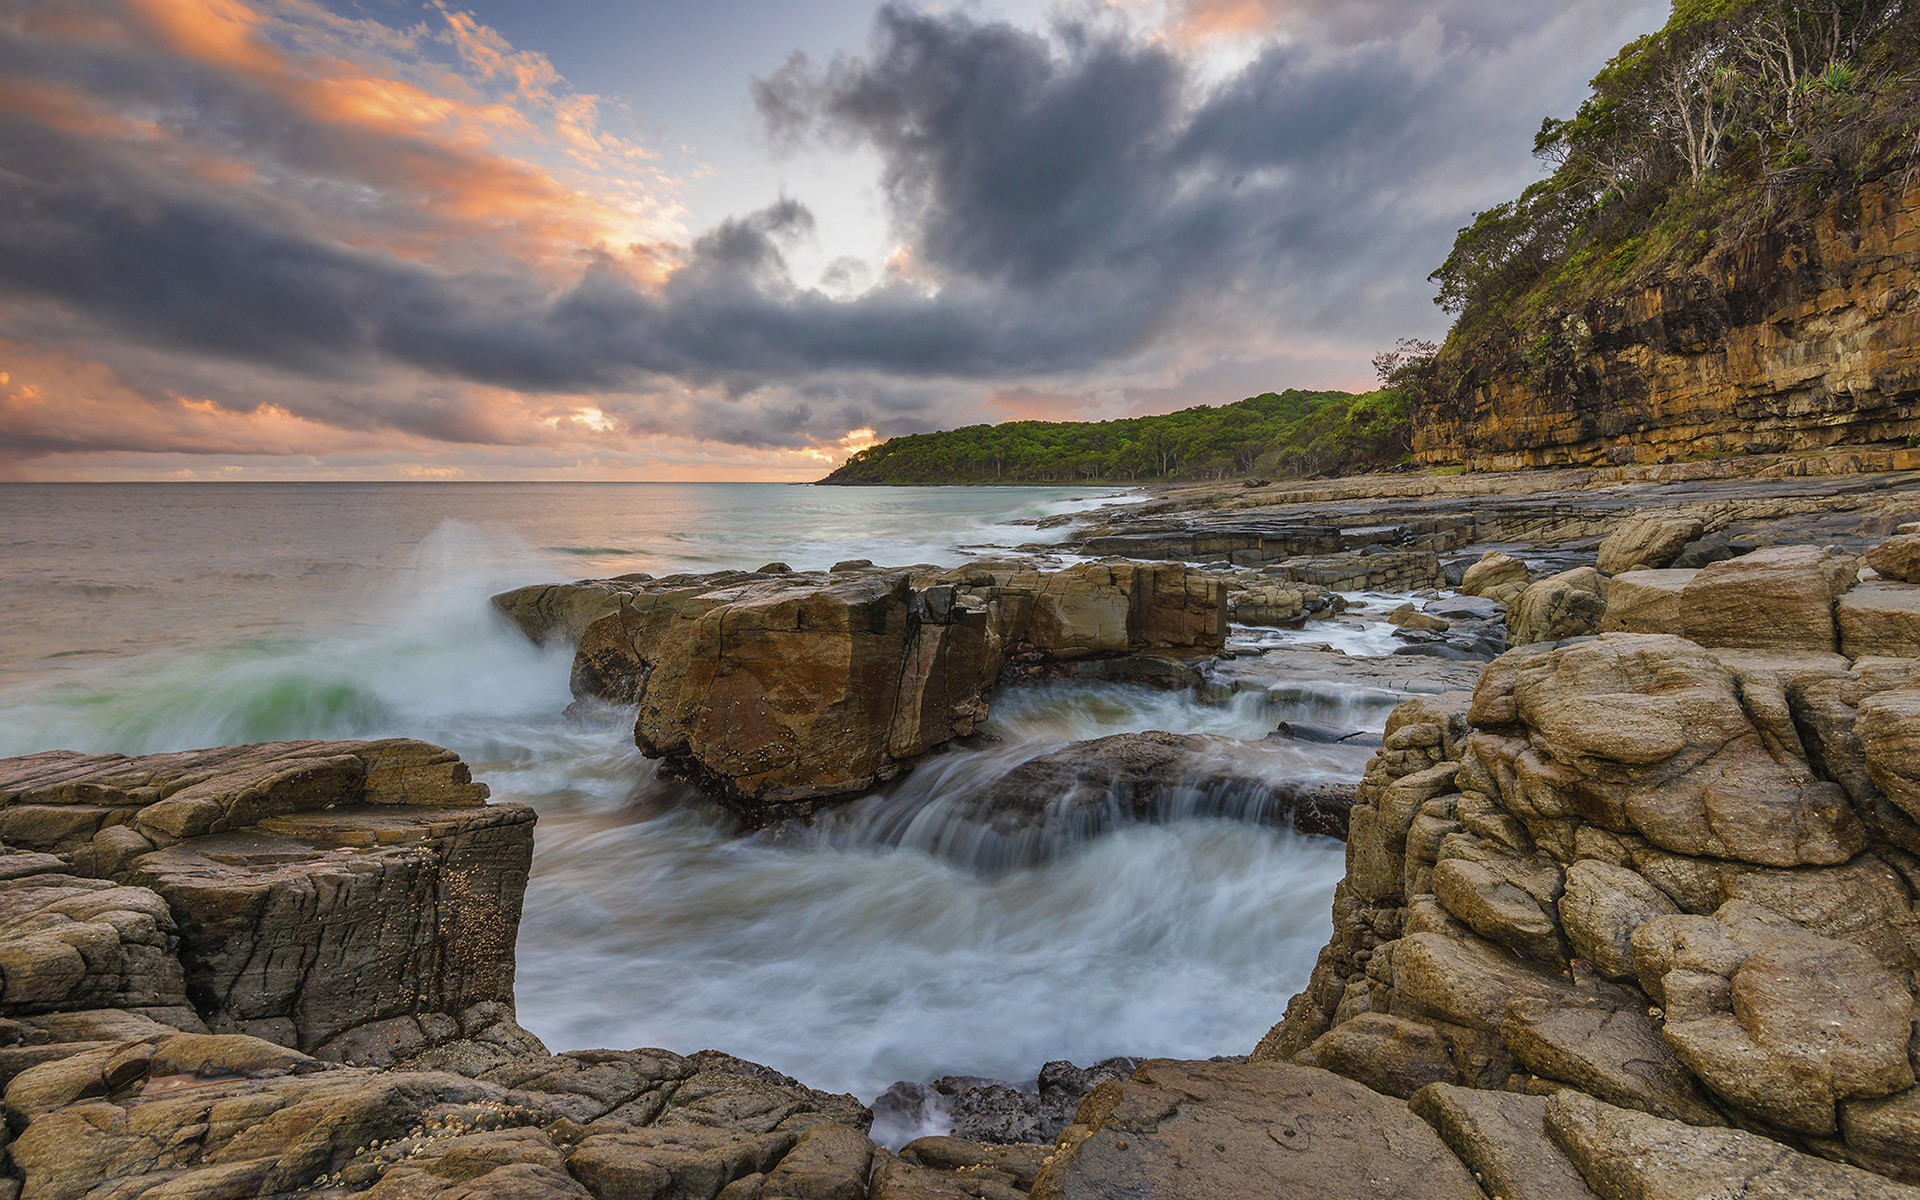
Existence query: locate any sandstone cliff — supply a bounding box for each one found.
[1416,176,1920,470]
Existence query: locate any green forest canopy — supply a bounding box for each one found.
[818,387,1414,484]
[1431,0,1917,334]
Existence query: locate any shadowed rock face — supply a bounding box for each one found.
[972,730,1356,843]
[496,562,1228,825]
[0,740,538,1067]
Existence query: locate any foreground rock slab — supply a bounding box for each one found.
[1547,1090,1920,1200]
[0,741,539,1067]
[1029,1059,1483,1200]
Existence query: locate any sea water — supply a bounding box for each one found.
[0,482,1350,1101]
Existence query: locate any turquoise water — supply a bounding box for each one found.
[0,482,1346,1100]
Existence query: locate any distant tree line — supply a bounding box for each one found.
[819,385,1418,485]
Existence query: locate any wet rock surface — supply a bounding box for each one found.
[496,562,1227,826]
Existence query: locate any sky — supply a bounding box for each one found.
[0,0,1668,481]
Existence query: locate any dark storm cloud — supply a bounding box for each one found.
[0,0,1661,460]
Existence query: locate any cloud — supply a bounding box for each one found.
[0,0,1664,478]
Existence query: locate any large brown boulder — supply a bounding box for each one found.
[521,563,1226,821]
[1599,569,1694,635]
[1029,1060,1484,1200]
[1596,514,1705,575]
[1485,634,1866,867]
[1678,545,1858,652]
[1461,551,1531,605]
[1547,1090,1920,1200]
[1864,533,1920,583]
[1509,567,1608,646]
[1633,902,1914,1135]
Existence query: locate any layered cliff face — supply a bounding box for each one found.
[1415,175,1920,470]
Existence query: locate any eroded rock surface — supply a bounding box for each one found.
[1264,534,1920,1191]
[0,742,538,1069]
[496,562,1226,824]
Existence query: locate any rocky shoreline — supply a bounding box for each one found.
[7,456,1920,1197]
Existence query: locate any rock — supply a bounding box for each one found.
[875,1058,1138,1148]
[0,742,535,1068]
[869,1152,977,1200]
[1504,635,1866,867]
[1669,530,1757,570]
[1557,860,1679,980]
[1029,1060,1483,1200]
[1509,568,1608,646]
[569,1126,796,1200]
[0,874,188,1019]
[898,1137,1045,1191]
[1389,603,1451,632]
[1596,515,1704,574]
[1637,903,1914,1135]
[363,1128,586,1200]
[1865,534,1920,583]
[1545,1090,1920,1200]
[127,802,537,1064]
[1392,931,1630,1034]
[1842,1090,1920,1184]
[541,563,1226,821]
[9,1049,512,1200]
[1858,687,1920,823]
[1462,551,1531,605]
[1678,545,1858,652]
[1605,568,1697,637]
[760,1123,875,1200]
[1431,851,1566,962]
[1429,596,1505,621]
[490,580,635,645]
[1296,1012,1460,1098]
[1409,1085,1601,1200]
[1840,583,1920,658]
[1500,999,1721,1126]
[1230,584,1333,627]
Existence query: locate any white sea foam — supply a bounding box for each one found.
[0,482,1356,1107]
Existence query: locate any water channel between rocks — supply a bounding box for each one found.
[0,481,1422,1116]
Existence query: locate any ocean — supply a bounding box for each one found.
[0,482,1349,1105]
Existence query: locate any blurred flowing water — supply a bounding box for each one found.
[0,482,1356,1101]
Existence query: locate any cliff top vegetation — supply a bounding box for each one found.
[1430,0,1918,342]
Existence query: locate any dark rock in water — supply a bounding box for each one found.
[1270,721,1382,748]
[831,558,875,572]
[1427,595,1505,621]
[755,561,794,573]
[1671,530,1759,569]
[1443,558,1474,588]
[873,1057,1142,1147]
[1069,649,1209,691]
[971,730,1358,846]
[1392,641,1495,662]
